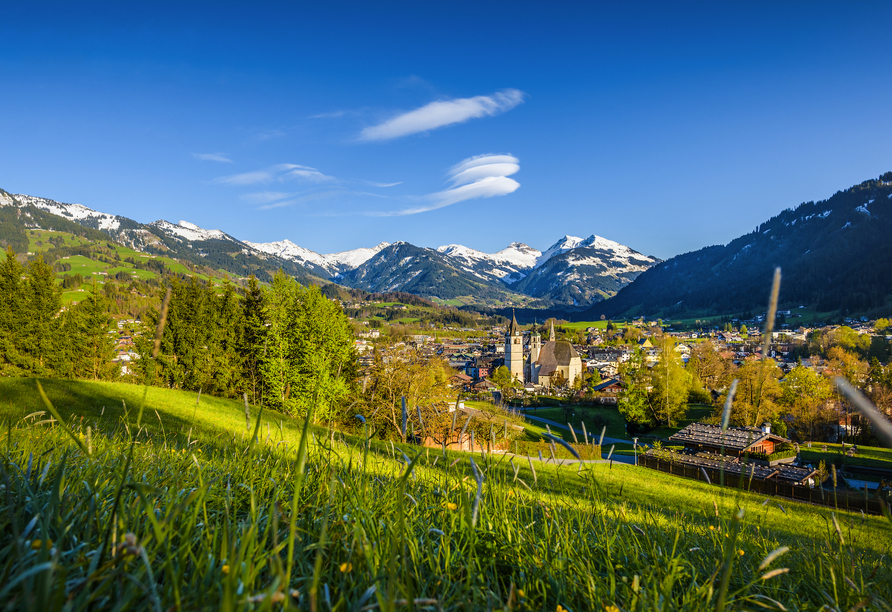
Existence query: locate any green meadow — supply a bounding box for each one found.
[1,377,890,611]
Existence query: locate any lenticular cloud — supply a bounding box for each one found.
[359,90,525,141]
[380,154,519,216]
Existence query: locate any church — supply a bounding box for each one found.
[504,312,583,388]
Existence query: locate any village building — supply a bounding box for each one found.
[669,422,790,459]
[503,313,582,388]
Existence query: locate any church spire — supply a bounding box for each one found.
[549,318,556,342]
[508,309,520,336]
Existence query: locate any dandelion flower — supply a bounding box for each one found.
[222,565,230,575]
[340,562,352,573]
[605,606,620,612]
[517,589,525,598]
[446,502,458,511]
[738,550,745,556]
[709,526,715,531]
[31,539,48,550]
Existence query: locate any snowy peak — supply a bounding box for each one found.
[12,193,122,231]
[151,219,231,242]
[244,239,390,275]
[495,242,541,267]
[326,242,391,269]
[536,235,585,266]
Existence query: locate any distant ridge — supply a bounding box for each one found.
[583,172,892,318]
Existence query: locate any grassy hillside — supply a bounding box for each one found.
[16,227,218,305]
[1,377,890,610]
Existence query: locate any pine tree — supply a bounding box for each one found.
[0,248,25,373]
[239,276,267,404]
[21,256,62,373]
[72,283,119,380]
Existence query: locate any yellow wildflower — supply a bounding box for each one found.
[517,589,525,598]
[31,539,51,550]
[738,550,745,556]
[708,526,715,531]
[557,605,566,612]
[446,502,458,511]
[222,564,230,575]
[605,606,620,612]
[339,562,352,573]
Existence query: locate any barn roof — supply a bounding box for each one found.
[669,422,790,452]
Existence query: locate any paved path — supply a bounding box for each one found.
[521,413,633,446]
[505,451,636,466]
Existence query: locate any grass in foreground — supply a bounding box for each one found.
[1,377,891,611]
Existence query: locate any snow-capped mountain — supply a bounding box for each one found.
[150,219,234,242]
[436,242,540,283]
[433,235,659,304]
[2,188,659,307]
[12,193,125,232]
[245,239,390,276]
[510,236,660,305]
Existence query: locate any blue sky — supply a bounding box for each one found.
[2,1,891,260]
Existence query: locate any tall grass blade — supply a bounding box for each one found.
[761,267,781,360]
[834,378,892,446]
[35,381,89,456]
[542,432,581,460]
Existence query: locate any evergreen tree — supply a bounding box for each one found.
[71,283,119,380]
[21,256,62,373]
[0,248,25,373]
[239,276,267,404]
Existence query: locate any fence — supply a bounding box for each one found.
[640,455,888,515]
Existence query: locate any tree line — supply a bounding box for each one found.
[0,249,118,380]
[618,335,892,445]
[136,273,358,422]
[1,248,359,424]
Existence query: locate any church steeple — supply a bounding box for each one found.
[549,319,556,342]
[507,309,520,337]
[504,309,524,382]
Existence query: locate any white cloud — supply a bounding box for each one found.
[193,152,233,163]
[359,89,525,141]
[362,180,403,188]
[370,154,520,216]
[241,191,294,204]
[214,164,335,186]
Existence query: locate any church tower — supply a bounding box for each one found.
[504,310,524,382]
[530,321,541,364]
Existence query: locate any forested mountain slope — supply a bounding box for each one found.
[585,172,892,318]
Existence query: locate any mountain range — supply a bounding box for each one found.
[0,190,659,308]
[5,171,889,318]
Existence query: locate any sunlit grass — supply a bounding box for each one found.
[1,377,890,610]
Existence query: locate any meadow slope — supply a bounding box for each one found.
[1,377,890,611]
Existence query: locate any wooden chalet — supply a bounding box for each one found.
[669,422,789,458]
[643,449,818,486]
[591,378,623,394]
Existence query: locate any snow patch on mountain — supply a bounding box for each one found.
[152,220,230,242]
[13,194,121,231]
[327,242,390,268]
[245,239,390,275]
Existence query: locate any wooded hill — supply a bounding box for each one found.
[583,172,892,319]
